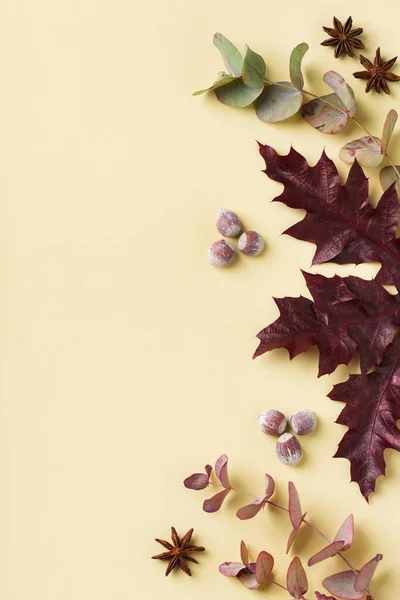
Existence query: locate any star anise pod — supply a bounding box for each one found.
[321,16,364,58]
[152,527,205,576]
[353,47,400,94]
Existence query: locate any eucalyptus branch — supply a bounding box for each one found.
[195,34,400,191]
[186,456,381,599]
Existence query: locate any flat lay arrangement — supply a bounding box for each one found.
[150,13,400,600]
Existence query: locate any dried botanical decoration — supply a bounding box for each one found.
[255,143,400,499]
[194,33,400,189]
[321,16,364,58]
[152,527,205,576]
[353,48,400,93]
[185,456,382,598]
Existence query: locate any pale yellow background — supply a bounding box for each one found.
[2,1,400,598]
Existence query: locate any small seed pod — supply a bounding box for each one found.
[238,231,264,256]
[290,409,317,436]
[215,208,242,238]
[276,433,302,466]
[258,409,287,436]
[208,239,236,267]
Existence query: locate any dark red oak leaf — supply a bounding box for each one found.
[258,144,400,287]
[329,337,400,500]
[254,271,400,377]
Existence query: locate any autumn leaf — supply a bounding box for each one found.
[258,144,400,287]
[254,272,400,377]
[329,338,400,499]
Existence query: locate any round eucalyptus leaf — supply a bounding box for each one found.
[215,79,263,108]
[213,33,243,77]
[301,92,349,134]
[256,82,302,123]
[380,165,400,194]
[290,43,309,90]
[242,45,266,89]
[339,136,383,167]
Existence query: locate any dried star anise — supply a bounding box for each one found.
[353,47,400,94]
[321,16,364,58]
[152,527,205,576]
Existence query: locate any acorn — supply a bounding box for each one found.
[215,208,242,238]
[208,239,236,267]
[238,231,264,256]
[258,409,287,436]
[290,409,317,436]
[276,433,302,466]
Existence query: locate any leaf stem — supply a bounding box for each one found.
[264,77,400,182]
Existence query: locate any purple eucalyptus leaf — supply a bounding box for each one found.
[215,454,230,488]
[287,557,308,599]
[333,515,354,551]
[203,488,230,513]
[323,571,365,600]
[255,551,274,584]
[236,495,267,520]
[308,541,345,566]
[354,554,383,592]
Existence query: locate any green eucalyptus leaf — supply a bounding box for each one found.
[213,33,243,77]
[339,136,383,167]
[193,74,235,96]
[256,82,302,123]
[242,45,266,89]
[289,43,309,90]
[381,109,398,153]
[301,92,352,135]
[215,78,263,107]
[323,71,356,117]
[380,165,400,195]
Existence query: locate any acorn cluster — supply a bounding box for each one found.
[208,209,265,267]
[257,409,317,466]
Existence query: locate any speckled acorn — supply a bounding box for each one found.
[238,231,264,256]
[258,409,287,436]
[208,239,236,267]
[290,409,317,436]
[276,433,302,466]
[215,208,242,238]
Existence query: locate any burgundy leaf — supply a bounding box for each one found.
[354,554,383,592]
[308,541,345,566]
[286,513,307,554]
[219,561,245,577]
[333,515,354,550]
[255,551,274,584]
[203,488,231,513]
[258,144,400,287]
[323,571,365,600]
[288,481,302,528]
[215,454,230,488]
[240,540,249,566]
[265,473,275,498]
[237,563,260,590]
[287,557,308,599]
[236,495,268,520]
[254,271,400,376]
[329,337,400,499]
[315,593,337,600]
[184,464,213,490]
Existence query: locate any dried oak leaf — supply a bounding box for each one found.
[329,338,400,499]
[254,271,400,377]
[257,143,400,287]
